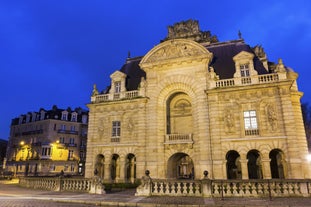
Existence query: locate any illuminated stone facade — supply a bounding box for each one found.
[6,106,88,176]
[85,20,310,182]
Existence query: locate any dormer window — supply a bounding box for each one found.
[115,81,121,93]
[61,111,68,121]
[233,51,257,78]
[110,71,127,95]
[240,64,250,77]
[71,112,77,122]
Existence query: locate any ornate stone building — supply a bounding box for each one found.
[86,20,310,182]
[5,106,88,176]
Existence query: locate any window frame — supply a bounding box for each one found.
[112,121,121,137]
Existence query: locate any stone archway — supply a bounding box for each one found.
[226,150,241,179]
[167,152,194,179]
[94,154,105,179]
[125,153,136,183]
[247,150,262,179]
[269,149,285,179]
[111,154,120,181]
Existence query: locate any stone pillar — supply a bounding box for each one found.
[118,157,125,183]
[130,160,135,183]
[201,170,212,197]
[104,161,111,182]
[240,159,249,179]
[261,158,271,179]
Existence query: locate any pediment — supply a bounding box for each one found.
[110,71,126,80]
[140,39,212,69]
[233,51,254,61]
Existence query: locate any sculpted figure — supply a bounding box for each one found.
[92,84,99,96]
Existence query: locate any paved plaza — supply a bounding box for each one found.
[1,180,311,206]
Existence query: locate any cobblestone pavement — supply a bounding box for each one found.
[2,180,311,206]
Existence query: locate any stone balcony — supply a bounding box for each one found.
[164,133,193,144]
[91,90,141,103]
[210,73,286,89]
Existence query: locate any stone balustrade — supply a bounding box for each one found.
[92,90,140,103]
[151,179,202,196]
[213,73,282,89]
[136,177,311,198]
[19,176,105,194]
[165,134,193,144]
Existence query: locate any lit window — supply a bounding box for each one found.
[42,147,51,156]
[115,81,121,93]
[240,64,250,77]
[244,110,258,129]
[112,121,121,137]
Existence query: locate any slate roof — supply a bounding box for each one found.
[11,106,88,125]
[104,39,272,93]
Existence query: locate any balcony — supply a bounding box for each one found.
[57,129,79,135]
[164,134,193,144]
[21,129,43,136]
[65,143,77,147]
[212,73,281,89]
[91,90,141,103]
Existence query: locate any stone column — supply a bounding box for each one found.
[130,159,135,183]
[261,158,271,179]
[240,159,249,179]
[118,157,125,183]
[104,160,111,182]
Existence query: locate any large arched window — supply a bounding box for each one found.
[226,150,241,179]
[247,150,262,179]
[166,92,193,135]
[269,149,285,179]
[125,153,136,183]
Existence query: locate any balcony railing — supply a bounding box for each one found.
[165,134,193,144]
[57,129,79,135]
[92,90,140,103]
[213,73,281,89]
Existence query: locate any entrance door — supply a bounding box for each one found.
[167,153,194,179]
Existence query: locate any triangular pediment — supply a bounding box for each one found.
[233,51,254,61]
[110,71,126,80]
[140,39,213,69]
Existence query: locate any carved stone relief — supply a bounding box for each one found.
[224,110,235,134]
[266,104,278,132]
[145,41,205,63]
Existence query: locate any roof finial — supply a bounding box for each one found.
[238,30,242,39]
[127,51,131,59]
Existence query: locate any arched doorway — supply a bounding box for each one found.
[167,153,194,179]
[269,149,285,179]
[226,150,241,179]
[125,153,136,183]
[166,92,193,135]
[247,150,262,179]
[94,154,104,179]
[111,154,120,181]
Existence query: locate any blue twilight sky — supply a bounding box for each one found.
[1,1,311,140]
